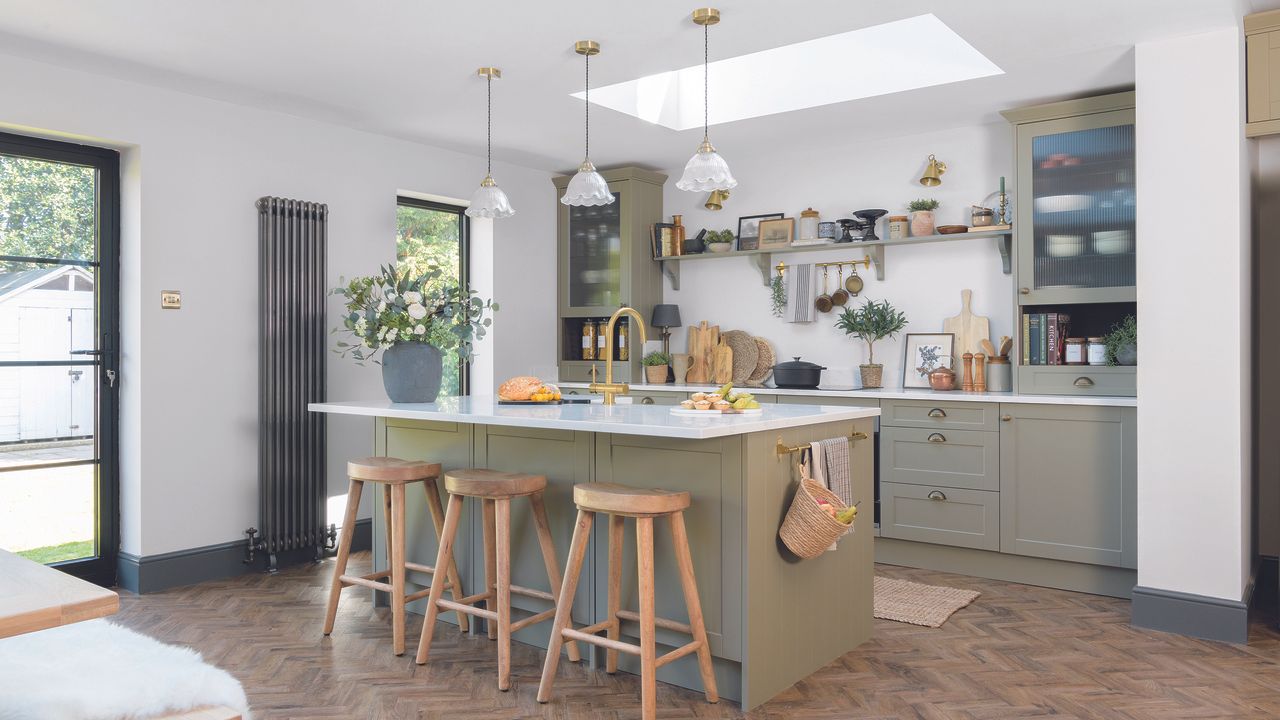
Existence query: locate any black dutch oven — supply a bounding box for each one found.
[773,356,825,389]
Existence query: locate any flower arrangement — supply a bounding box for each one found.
[333,263,497,364]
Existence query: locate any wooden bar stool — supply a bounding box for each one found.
[416,468,581,691]
[538,482,718,719]
[323,457,467,656]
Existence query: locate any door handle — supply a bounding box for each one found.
[927,490,947,501]
[927,408,946,418]
[1073,376,1095,387]
[927,433,947,444]
[640,396,655,405]
[1019,287,1030,295]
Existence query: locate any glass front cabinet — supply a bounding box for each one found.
[553,166,667,383]
[1003,92,1136,396]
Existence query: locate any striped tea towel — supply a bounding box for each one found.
[786,264,815,323]
[818,436,852,506]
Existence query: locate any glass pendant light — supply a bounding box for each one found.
[466,66,515,219]
[561,40,615,207]
[676,7,737,193]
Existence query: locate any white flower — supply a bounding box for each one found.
[404,291,422,304]
[413,324,426,335]
[385,290,397,302]
[407,303,428,320]
[377,301,387,313]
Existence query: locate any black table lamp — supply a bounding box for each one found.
[651,304,682,355]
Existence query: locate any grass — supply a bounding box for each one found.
[17,539,94,564]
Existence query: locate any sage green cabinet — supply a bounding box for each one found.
[998,403,1136,568]
[1247,9,1280,137]
[630,390,687,406]
[880,400,999,432]
[880,482,1000,552]
[881,426,999,492]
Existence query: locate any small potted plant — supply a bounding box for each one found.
[641,350,672,384]
[705,229,735,253]
[835,298,908,388]
[907,198,940,237]
[1104,314,1137,366]
[333,264,497,403]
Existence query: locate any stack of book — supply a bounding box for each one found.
[1022,312,1071,365]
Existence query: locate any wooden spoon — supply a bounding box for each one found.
[981,338,997,357]
[998,336,1013,358]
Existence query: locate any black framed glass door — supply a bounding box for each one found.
[0,131,119,586]
[395,196,470,395]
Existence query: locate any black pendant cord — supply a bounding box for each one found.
[486,72,492,177]
[584,52,591,160]
[703,21,709,142]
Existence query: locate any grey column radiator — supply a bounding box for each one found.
[246,197,330,572]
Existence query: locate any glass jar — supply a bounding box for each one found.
[581,319,597,360]
[887,215,909,240]
[1086,336,1107,365]
[971,206,994,227]
[671,215,686,256]
[1064,337,1087,365]
[596,319,610,360]
[798,208,820,242]
[618,318,630,361]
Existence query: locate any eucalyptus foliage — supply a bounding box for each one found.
[1104,314,1137,366]
[835,298,908,365]
[332,264,497,365]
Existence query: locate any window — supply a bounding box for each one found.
[395,197,469,396]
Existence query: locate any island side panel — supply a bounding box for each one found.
[592,432,745,702]
[377,417,477,626]
[741,418,876,710]
[471,424,595,650]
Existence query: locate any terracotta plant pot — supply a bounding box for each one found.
[910,210,935,237]
[859,363,883,389]
[646,365,671,384]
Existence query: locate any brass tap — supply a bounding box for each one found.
[588,307,648,405]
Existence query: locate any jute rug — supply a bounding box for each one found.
[873,576,980,628]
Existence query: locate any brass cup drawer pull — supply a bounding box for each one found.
[927,490,947,501]
[1019,287,1030,295]
[927,433,947,444]
[1001,414,1012,422]
[927,408,947,418]
[641,396,655,405]
[1073,376,1095,388]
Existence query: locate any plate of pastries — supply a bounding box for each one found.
[670,383,763,415]
[497,376,563,404]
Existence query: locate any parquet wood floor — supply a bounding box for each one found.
[111,553,1280,719]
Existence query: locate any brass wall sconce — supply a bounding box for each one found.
[919,154,947,186]
[704,189,730,210]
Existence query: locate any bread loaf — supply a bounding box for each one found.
[498,376,542,401]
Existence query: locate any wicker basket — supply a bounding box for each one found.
[779,479,854,559]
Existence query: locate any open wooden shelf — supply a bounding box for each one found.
[656,229,1013,289]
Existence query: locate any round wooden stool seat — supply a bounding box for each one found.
[444,468,547,498]
[573,482,691,517]
[347,457,441,484]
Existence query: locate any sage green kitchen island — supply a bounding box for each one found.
[310,397,878,709]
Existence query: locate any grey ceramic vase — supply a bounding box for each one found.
[381,342,443,403]
[1116,344,1137,366]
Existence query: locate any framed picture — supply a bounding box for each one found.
[902,333,955,389]
[757,217,795,250]
[651,222,675,258]
[737,212,783,251]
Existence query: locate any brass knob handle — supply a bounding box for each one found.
[1074,377,1095,387]
[1001,414,1012,422]
[928,490,947,501]
[927,408,947,418]
[567,390,579,395]
[1019,287,1030,295]
[641,396,655,405]
[927,433,947,443]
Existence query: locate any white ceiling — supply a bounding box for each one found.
[0,0,1253,174]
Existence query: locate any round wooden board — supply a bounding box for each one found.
[748,336,774,385]
[723,330,759,385]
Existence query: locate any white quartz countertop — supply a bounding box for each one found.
[309,397,879,440]
[557,382,1137,408]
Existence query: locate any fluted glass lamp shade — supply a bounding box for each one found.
[676,139,738,192]
[651,303,682,329]
[466,176,515,219]
[560,160,615,206]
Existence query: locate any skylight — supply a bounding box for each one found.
[573,14,1003,130]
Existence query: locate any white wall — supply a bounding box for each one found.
[661,123,1013,387]
[1135,27,1252,601]
[0,52,556,556]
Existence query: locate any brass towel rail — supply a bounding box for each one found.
[776,431,869,458]
[774,256,871,276]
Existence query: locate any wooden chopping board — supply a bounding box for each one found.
[711,339,733,384]
[942,289,991,357]
[686,321,719,384]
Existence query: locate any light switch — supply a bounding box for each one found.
[161,290,182,309]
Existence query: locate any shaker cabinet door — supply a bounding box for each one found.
[999,404,1136,568]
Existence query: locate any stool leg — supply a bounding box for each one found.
[415,492,463,665]
[537,509,594,704]
[670,511,719,703]
[529,491,581,664]
[323,478,364,636]
[390,483,407,655]
[605,512,624,674]
[495,497,513,691]
[382,484,393,574]
[637,516,657,720]
[423,479,468,633]
[481,498,498,641]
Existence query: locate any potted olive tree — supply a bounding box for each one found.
[907,198,940,236]
[333,264,497,402]
[835,298,908,388]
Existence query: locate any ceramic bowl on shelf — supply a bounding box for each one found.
[1091,229,1133,255]
[1045,234,1085,257]
[705,242,733,253]
[1034,194,1093,213]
